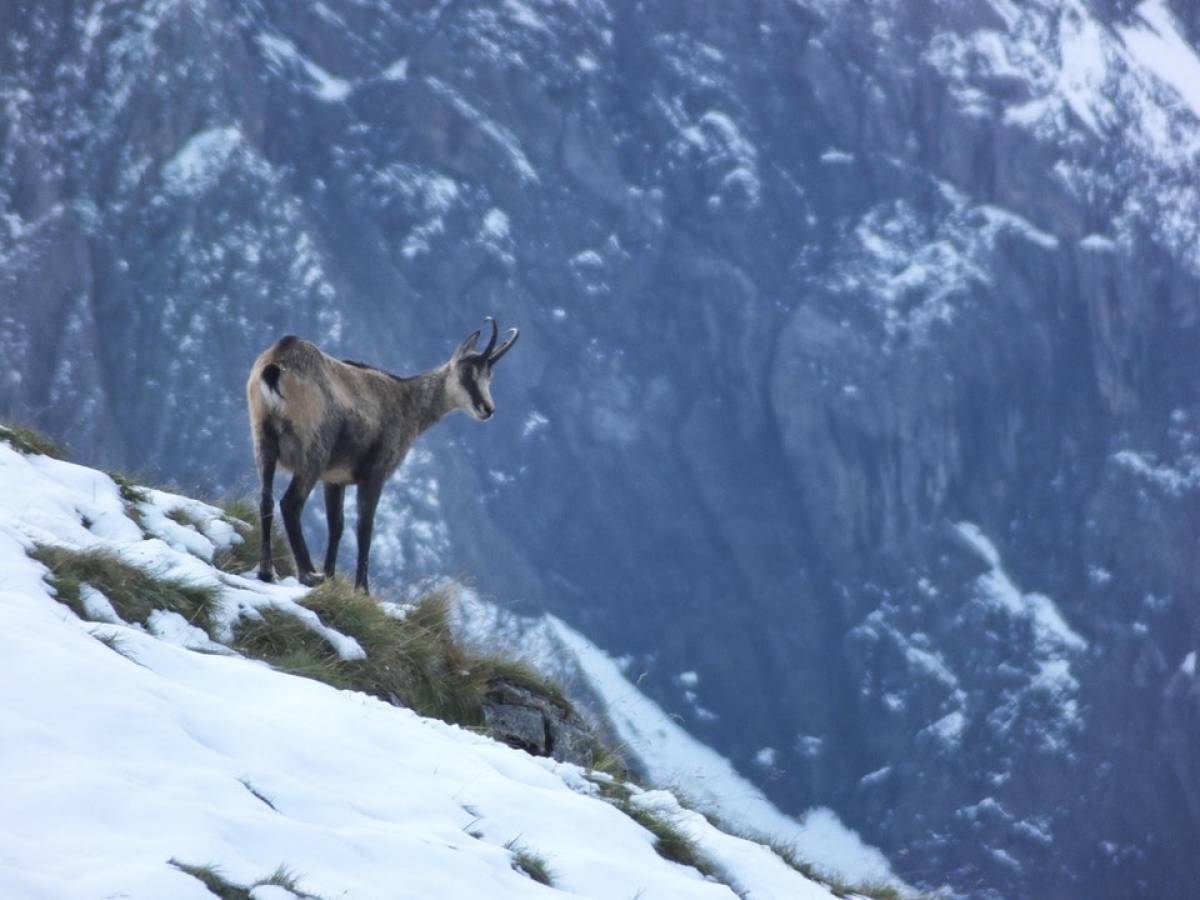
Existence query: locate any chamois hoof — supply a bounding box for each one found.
[257,568,275,584]
[298,571,326,587]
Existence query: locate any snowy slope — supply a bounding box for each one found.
[0,441,852,900]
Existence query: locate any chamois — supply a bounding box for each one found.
[246,319,519,593]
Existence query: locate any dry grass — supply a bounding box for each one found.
[505,838,554,886]
[0,422,68,459]
[32,545,219,636]
[233,580,620,752]
[168,859,325,899]
[235,583,490,724]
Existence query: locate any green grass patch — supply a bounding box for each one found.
[31,545,219,636]
[0,422,67,459]
[214,497,294,579]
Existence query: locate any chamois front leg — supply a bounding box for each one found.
[280,471,322,586]
[354,477,384,594]
[323,482,345,579]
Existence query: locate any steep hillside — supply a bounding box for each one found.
[3,1,1200,897]
[0,433,901,899]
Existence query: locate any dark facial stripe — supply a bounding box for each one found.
[463,374,489,412]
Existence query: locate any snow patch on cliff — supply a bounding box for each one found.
[1119,0,1200,122]
[258,33,352,101]
[162,127,245,194]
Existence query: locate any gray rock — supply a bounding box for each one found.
[482,679,597,768]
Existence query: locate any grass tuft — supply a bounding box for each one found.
[0,422,67,459]
[830,881,905,900]
[214,497,294,579]
[505,838,554,886]
[108,470,150,505]
[258,863,303,892]
[166,506,205,530]
[32,545,219,637]
[168,860,247,900]
[614,798,724,881]
[169,859,326,899]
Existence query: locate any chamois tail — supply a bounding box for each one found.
[260,363,285,409]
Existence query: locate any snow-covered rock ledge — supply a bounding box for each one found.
[0,437,903,899]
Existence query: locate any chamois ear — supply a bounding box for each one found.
[453,328,481,362]
[487,327,519,366]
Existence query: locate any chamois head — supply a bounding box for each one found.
[449,317,519,421]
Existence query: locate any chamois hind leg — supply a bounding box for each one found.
[322,482,345,579]
[280,468,322,586]
[354,476,385,594]
[255,428,279,583]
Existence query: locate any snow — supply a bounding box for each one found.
[926,710,967,747]
[483,208,511,239]
[819,149,854,164]
[135,487,240,564]
[632,792,834,900]
[1182,651,1196,677]
[859,767,891,787]
[547,616,901,888]
[1112,449,1200,495]
[1119,0,1200,121]
[427,78,539,182]
[1079,233,1117,252]
[1056,1,1115,133]
[258,33,352,102]
[504,0,552,33]
[0,444,854,899]
[977,205,1059,250]
[162,127,243,195]
[679,110,761,206]
[954,522,1087,654]
[522,411,550,437]
[755,748,777,767]
[382,57,409,82]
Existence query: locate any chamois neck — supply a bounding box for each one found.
[399,363,456,434]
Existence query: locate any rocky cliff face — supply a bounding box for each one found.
[3,1,1198,896]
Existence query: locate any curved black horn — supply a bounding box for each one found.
[488,327,519,365]
[480,317,499,359]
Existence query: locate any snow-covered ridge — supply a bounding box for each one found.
[0,440,871,899]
